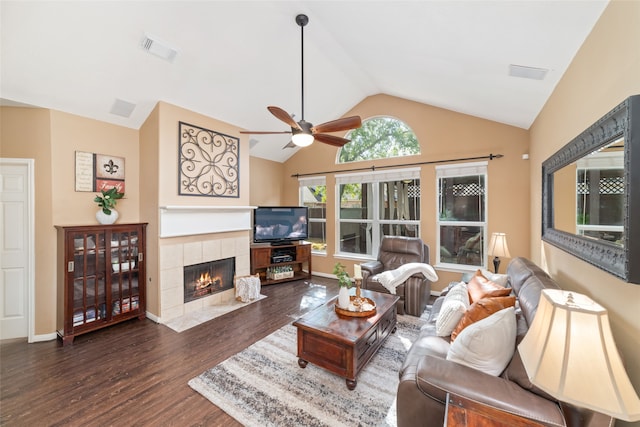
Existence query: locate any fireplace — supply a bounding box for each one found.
[183,257,235,303]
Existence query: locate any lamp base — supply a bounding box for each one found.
[492,256,501,274]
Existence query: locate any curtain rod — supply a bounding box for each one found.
[290,153,503,178]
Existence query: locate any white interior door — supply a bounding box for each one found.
[0,158,34,341]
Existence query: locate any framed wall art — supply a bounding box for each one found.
[178,121,239,198]
[75,151,125,193]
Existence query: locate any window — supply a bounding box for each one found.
[336,168,420,257]
[338,117,420,163]
[436,162,487,270]
[299,177,327,253]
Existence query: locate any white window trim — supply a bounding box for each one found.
[435,161,488,272]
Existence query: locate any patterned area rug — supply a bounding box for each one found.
[188,313,427,427]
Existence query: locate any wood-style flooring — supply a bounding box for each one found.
[0,276,340,426]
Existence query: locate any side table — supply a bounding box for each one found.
[445,393,546,427]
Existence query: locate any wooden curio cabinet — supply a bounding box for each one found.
[56,223,147,345]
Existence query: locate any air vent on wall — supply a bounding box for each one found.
[141,34,178,63]
[509,64,549,80]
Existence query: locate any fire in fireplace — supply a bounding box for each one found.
[183,257,235,303]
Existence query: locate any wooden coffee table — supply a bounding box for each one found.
[292,289,400,390]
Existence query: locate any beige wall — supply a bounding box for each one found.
[1,107,139,335]
[530,1,640,425]
[249,156,284,206]
[282,93,531,288]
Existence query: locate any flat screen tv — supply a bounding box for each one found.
[253,206,308,245]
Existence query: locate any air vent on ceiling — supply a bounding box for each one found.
[141,34,178,63]
[110,98,136,118]
[509,64,549,80]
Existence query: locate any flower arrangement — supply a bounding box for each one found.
[94,187,124,215]
[333,262,352,288]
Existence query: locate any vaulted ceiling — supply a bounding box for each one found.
[1,1,609,162]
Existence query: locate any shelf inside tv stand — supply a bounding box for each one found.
[250,242,312,285]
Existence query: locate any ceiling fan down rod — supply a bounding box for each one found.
[296,14,309,121]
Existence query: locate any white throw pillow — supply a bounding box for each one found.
[446,306,517,376]
[435,282,470,336]
[480,269,509,287]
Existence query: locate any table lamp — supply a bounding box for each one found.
[518,289,640,423]
[487,232,510,273]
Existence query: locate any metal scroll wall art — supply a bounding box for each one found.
[178,121,239,198]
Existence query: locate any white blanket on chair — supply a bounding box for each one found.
[373,262,439,295]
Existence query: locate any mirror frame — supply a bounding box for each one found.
[542,95,640,284]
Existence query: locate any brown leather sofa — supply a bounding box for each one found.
[397,257,613,427]
[360,236,431,316]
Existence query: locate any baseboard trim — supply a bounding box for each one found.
[30,332,58,343]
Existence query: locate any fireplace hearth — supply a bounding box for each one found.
[184,257,235,303]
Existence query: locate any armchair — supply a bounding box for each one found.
[360,236,432,316]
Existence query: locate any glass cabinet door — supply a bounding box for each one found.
[109,229,141,316]
[71,232,107,327]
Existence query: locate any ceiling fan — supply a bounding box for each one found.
[240,14,362,149]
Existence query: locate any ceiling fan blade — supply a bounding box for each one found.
[313,133,350,147]
[267,106,302,131]
[311,116,362,134]
[239,130,292,135]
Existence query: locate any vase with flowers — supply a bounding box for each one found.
[333,262,352,309]
[94,187,124,224]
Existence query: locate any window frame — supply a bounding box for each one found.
[337,116,421,164]
[298,176,327,254]
[335,167,421,260]
[435,161,488,272]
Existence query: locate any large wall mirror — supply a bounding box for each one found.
[542,95,639,284]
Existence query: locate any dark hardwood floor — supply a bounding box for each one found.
[1,276,340,426]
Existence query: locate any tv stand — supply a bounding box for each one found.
[270,240,294,246]
[250,241,312,285]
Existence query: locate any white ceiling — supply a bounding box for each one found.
[1,1,608,163]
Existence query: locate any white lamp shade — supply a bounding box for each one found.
[518,289,640,421]
[291,132,314,147]
[488,232,511,257]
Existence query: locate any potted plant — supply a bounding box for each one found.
[94,187,124,224]
[333,262,352,309]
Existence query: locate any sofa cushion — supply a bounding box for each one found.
[435,282,469,336]
[502,344,555,401]
[451,295,516,341]
[467,270,512,303]
[446,307,517,376]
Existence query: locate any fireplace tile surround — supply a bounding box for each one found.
[157,206,254,323]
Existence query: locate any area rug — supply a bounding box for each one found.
[164,294,267,333]
[188,313,426,427]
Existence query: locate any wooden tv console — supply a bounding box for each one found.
[250,241,312,285]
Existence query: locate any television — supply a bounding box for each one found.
[253,206,309,245]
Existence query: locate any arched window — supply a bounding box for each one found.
[338,116,420,163]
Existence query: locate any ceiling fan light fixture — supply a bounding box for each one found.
[292,132,314,147]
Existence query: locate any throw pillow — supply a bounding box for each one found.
[467,270,511,303]
[480,268,509,287]
[446,307,517,376]
[435,282,470,337]
[451,295,516,342]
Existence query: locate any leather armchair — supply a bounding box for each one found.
[360,236,432,316]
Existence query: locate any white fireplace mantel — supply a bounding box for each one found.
[159,205,256,238]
